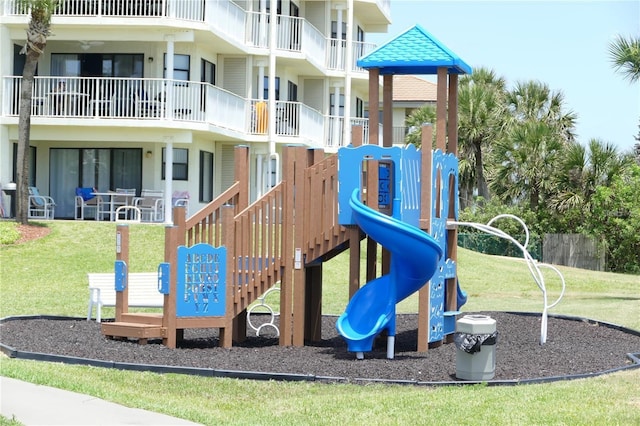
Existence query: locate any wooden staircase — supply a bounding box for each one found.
[100,146,349,347]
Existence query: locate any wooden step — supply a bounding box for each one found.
[120,312,163,325]
[101,322,165,344]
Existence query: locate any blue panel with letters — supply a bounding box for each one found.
[176,244,226,317]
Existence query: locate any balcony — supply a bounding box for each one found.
[2,1,376,74]
[2,76,373,148]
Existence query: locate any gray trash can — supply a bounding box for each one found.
[454,314,497,381]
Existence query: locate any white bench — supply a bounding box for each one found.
[87,272,164,322]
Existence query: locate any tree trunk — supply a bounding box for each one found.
[16,49,41,224]
[16,52,40,224]
[474,141,490,200]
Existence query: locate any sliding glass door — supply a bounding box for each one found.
[50,148,141,218]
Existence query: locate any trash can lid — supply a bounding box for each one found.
[456,314,496,334]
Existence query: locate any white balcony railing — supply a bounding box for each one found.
[246,11,270,48]
[327,40,376,71]
[353,41,377,71]
[3,0,202,20]
[2,76,347,146]
[327,39,347,71]
[205,0,246,45]
[325,117,383,149]
[3,1,374,74]
[2,76,209,121]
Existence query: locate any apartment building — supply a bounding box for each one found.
[0,0,392,220]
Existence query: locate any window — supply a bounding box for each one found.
[263,76,280,100]
[51,53,143,77]
[356,97,364,118]
[48,148,141,218]
[201,59,215,110]
[162,148,189,181]
[330,93,345,117]
[287,81,298,102]
[331,21,347,40]
[164,54,190,82]
[260,0,282,14]
[201,59,215,85]
[355,26,366,59]
[199,151,214,202]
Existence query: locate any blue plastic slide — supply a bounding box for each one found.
[336,189,443,356]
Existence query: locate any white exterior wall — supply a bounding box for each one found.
[0,0,391,218]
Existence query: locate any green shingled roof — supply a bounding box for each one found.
[357,24,472,75]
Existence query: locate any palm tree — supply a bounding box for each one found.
[491,81,577,211]
[491,120,564,210]
[457,67,507,204]
[550,139,631,216]
[608,35,640,83]
[505,80,577,144]
[403,104,437,148]
[608,35,640,164]
[15,0,58,224]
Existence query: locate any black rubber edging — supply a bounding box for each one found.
[1,313,639,387]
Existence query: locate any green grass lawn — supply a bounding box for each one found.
[1,220,639,425]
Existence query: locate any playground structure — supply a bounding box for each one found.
[100,25,473,354]
[104,133,465,354]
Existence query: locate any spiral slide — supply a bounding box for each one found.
[336,189,443,358]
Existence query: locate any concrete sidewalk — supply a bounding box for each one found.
[1,377,202,425]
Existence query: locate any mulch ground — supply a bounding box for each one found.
[1,312,639,384]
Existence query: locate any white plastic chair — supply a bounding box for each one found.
[134,189,164,222]
[115,205,141,223]
[172,190,190,216]
[74,187,99,220]
[28,187,56,220]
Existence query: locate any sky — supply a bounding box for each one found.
[367,0,640,152]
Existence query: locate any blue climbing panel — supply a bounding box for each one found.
[337,144,422,226]
[428,149,459,342]
[176,243,226,317]
[114,260,127,291]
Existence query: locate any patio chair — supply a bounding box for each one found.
[113,188,136,209]
[172,190,190,216]
[28,187,56,220]
[74,187,99,220]
[135,91,164,118]
[133,189,164,222]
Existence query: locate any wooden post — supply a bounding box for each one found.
[163,225,178,348]
[304,149,325,343]
[279,146,295,346]
[173,205,186,246]
[292,146,309,347]
[234,145,250,210]
[368,68,380,145]
[436,66,447,151]
[352,124,363,147]
[447,74,458,155]
[304,264,322,342]
[230,145,249,343]
[220,205,234,348]
[115,225,129,322]
[418,125,434,352]
[348,226,361,299]
[445,73,459,344]
[383,74,393,148]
